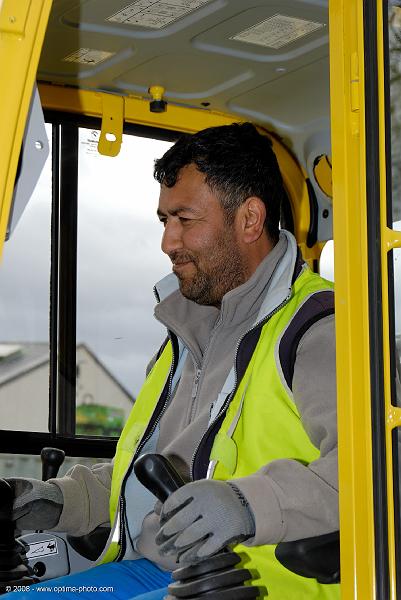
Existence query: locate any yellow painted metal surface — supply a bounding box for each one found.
[0,0,31,35]
[329,1,376,598]
[0,0,53,260]
[98,93,124,157]
[39,83,240,135]
[261,130,315,263]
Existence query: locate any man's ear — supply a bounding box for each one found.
[237,197,267,244]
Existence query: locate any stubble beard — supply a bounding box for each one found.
[175,231,247,306]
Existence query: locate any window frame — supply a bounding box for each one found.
[0,114,178,458]
[0,112,296,460]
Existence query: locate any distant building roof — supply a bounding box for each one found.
[0,341,134,402]
[0,342,48,386]
[0,344,24,359]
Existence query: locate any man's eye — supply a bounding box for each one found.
[179,217,190,223]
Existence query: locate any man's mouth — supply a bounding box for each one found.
[172,260,194,274]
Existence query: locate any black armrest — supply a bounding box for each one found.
[275,531,340,584]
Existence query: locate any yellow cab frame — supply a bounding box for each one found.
[0,0,400,598]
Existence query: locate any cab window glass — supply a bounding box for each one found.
[388,3,401,385]
[0,453,110,480]
[387,3,401,589]
[76,129,172,435]
[389,4,401,231]
[388,2,401,400]
[0,124,52,432]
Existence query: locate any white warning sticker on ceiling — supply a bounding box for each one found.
[107,0,212,29]
[230,14,325,50]
[63,48,115,65]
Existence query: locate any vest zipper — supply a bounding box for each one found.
[115,331,178,561]
[136,334,177,457]
[190,290,293,480]
[117,496,126,557]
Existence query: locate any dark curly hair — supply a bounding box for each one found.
[154,122,285,243]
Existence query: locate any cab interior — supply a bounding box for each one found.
[1,0,391,596]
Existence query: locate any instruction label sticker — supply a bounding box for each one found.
[107,0,211,29]
[230,14,325,50]
[26,538,59,559]
[80,130,101,157]
[63,48,115,65]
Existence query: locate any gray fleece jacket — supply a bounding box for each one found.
[51,230,338,569]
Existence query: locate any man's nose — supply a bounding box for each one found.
[161,219,183,256]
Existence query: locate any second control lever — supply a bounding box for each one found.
[41,448,65,482]
[134,453,260,600]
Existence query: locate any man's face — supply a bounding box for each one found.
[157,164,246,306]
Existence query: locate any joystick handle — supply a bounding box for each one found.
[133,454,260,600]
[41,448,65,481]
[133,453,185,502]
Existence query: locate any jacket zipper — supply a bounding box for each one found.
[115,330,178,561]
[190,368,202,419]
[192,369,201,398]
[190,290,292,479]
[187,316,222,424]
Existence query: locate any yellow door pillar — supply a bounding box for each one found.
[330,0,375,597]
[0,0,53,258]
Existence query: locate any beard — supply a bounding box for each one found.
[170,229,247,306]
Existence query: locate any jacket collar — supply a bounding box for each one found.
[255,229,301,323]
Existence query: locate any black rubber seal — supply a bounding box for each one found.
[364,0,390,597]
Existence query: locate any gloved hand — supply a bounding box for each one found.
[7,478,63,531]
[155,479,255,565]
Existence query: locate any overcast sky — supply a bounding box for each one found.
[0,127,172,397]
[1,127,401,401]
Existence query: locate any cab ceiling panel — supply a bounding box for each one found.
[38,0,330,162]
[229,56,330,134]
[115,53,255,98]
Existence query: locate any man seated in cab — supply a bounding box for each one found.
[9,123,339,600]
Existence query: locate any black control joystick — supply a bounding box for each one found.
[134,453,186,501]
[134,454,260,600]
[0,479,38,593]
[41,448,65,482]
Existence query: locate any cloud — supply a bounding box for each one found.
[0,130,173,395]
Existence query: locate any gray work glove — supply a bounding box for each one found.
[8,478,63,531]
[155,479,255,565]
